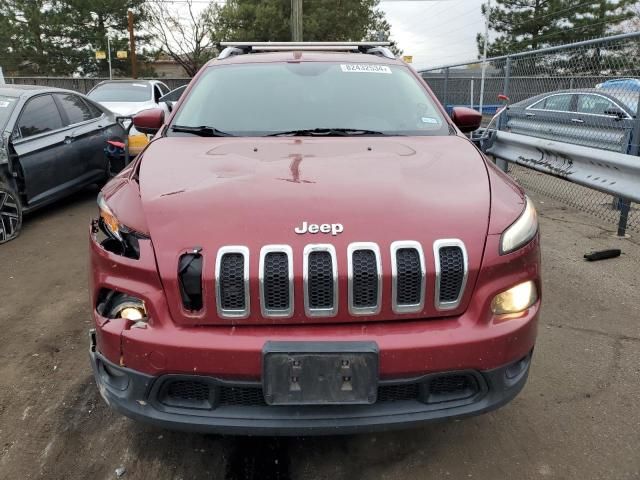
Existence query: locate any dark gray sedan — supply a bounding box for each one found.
[0,85,125,243]
[504,89,639,154]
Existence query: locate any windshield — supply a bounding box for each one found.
[171,62,447,136]
[0,95,18,130]
[88,83,151,103]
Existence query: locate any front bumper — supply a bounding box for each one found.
[90,343,533,436]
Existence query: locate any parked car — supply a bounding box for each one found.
[90,42,541,435]
[596,78,640,92]
[504,89,639,153]
[0,85,125,243]
[87,80,172,155]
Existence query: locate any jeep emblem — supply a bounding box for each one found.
[294,221,344,236]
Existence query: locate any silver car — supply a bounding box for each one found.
[504,89,639,154]
[87,80,172,154]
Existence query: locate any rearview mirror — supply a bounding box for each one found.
[133,108,165,135]
[451,107,482,133]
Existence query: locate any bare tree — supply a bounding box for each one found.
[144,0,215,77]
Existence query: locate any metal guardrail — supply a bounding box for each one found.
[486,131,640,204]
[481,128,638,236]
[423,32,640,237]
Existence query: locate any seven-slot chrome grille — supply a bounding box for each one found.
[211,241,468,319]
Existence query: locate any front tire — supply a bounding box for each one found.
[0,181,23,244]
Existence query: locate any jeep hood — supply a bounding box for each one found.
[138,135,491,325]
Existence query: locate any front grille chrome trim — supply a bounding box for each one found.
[259,245,294,318]
[347,242,382,316]
[215,246,250,319]
[390,241,426,314]
[433,239,468,311]
[303,244,338,317]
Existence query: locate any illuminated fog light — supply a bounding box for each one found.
[109,300,147,322]
[491,281,538,315]
[119,307,145,321]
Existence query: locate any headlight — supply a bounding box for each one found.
[491,281,538,315]
[501,197,538,254]
[97,192,122,241]
[96,192,144,259]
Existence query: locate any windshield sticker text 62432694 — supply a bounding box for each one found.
[340,64,392,74]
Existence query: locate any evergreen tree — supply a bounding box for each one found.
[570,0,637,39]
[0,0,152,76]
[477,0,637,58]
[209,0,399,54]
[55,0,151,77]
[0,0,72,75]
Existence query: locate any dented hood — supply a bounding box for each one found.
[138,135,491,324]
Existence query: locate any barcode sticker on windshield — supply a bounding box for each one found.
[340,64,392,74]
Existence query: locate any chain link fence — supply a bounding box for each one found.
[420,32,640,235]
[509,164,639,234]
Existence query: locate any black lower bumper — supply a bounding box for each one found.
[90,348,532,436]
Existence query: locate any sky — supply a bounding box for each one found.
[379,0,487,70]
[186,0,488,71]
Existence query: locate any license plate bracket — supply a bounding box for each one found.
[262,341,379,406]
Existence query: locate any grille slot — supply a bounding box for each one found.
[425,374,478,403]
[308,253,333,308]
[157,376,479,409]
[216,247,249,318]
[304,245,338,317]
[391,242,425,313]
[377,383,419,402]
[260,246,293,317]
[434,240,467,310]
[217,384,420,406]
[161,380,213,409]
[220,254,245,309]
[178,252,203,311]
[219,386,266,406]
[348,243,381,315]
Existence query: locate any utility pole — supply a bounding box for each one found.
[128,11,138,79]
[479,0,490,115]
[107,37,113,80]
[291,0,303,41]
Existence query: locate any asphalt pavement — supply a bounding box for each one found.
[0,186,638,480]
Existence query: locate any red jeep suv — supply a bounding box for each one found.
[89,42,541,435]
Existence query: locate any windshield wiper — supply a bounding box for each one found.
[171,125,235,137]
[266,128,389,137]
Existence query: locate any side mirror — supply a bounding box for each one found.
[604,107,626,120]
[451,107,482,133]
[159,85,188,114]
[133,108,165,135]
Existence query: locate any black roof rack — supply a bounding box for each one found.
[217,42,395,60]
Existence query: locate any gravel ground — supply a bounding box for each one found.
[0,186,639,480]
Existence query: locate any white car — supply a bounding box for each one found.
[87,80,172,155]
